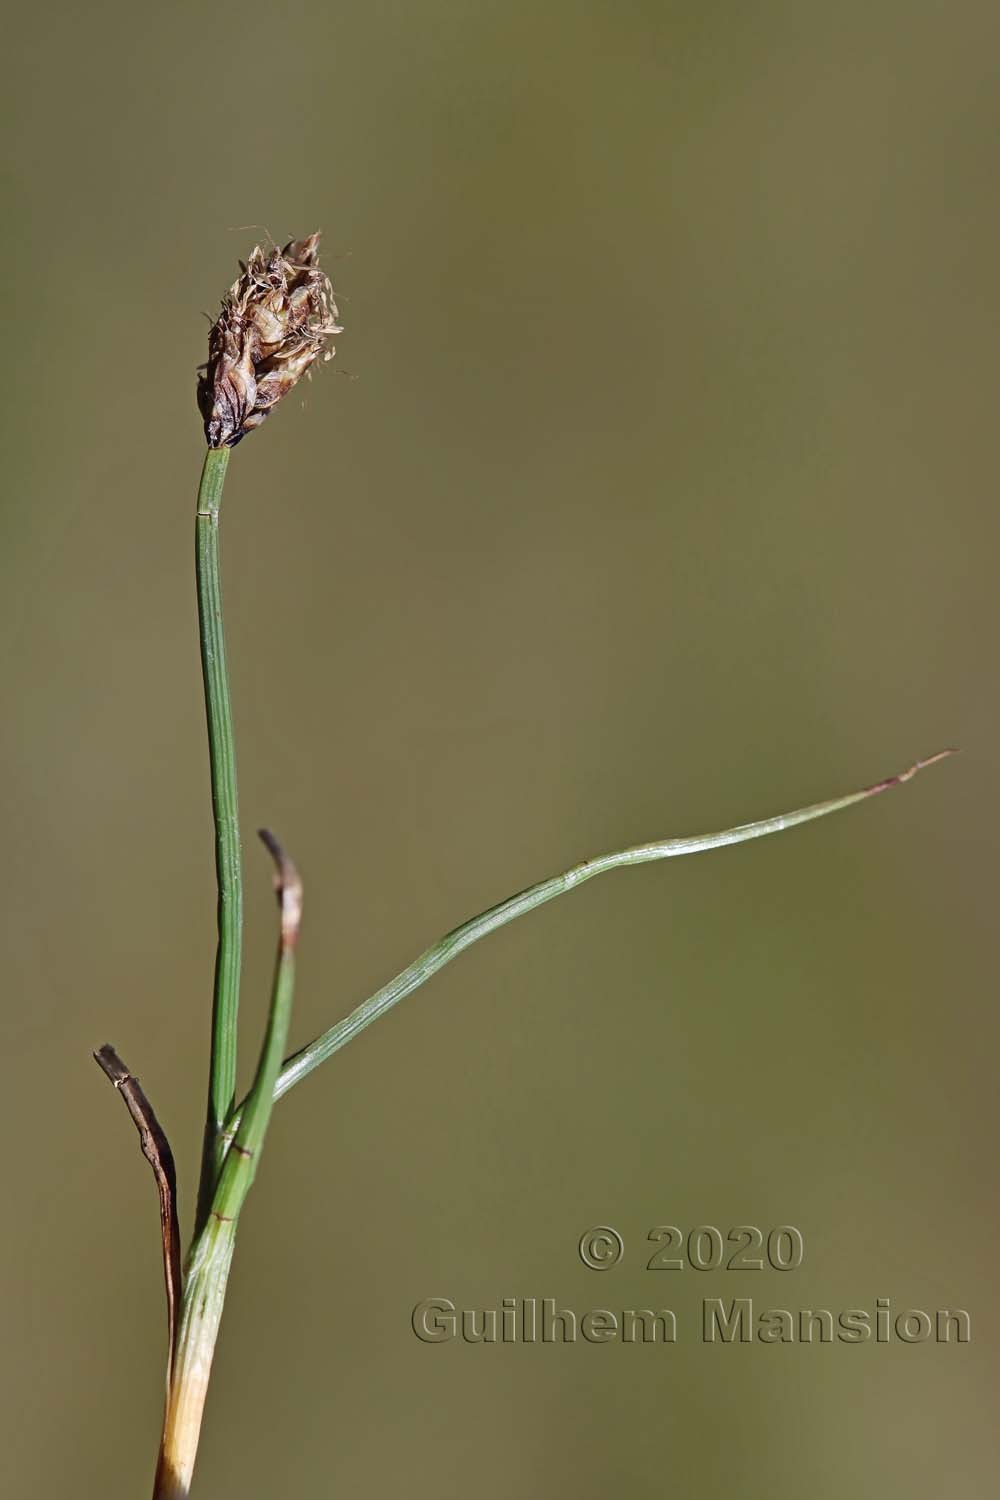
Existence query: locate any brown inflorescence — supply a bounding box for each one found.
[198,233,342,447]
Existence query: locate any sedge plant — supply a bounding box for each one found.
[95,233,955,1498]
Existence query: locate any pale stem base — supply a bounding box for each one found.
[153,1217,237,1500]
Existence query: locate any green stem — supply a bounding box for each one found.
[154,834,301,1500]
[211,832,301,1223]
[194,446,243,1223]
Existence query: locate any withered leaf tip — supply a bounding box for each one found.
[198,232,342,447]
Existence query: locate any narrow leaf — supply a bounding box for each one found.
[225,749,954,1129]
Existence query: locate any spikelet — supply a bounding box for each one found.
[198,233,342,447]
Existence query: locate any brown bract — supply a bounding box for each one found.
[198,233,342,447]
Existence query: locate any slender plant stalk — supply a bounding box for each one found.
[195,445,243,1220]
[212,831,302,1221]
[155,831,302,1499]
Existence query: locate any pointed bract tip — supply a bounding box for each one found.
[258,828,303,948]
[863,747,958,798]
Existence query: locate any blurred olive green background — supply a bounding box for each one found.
[4,2,996,1495]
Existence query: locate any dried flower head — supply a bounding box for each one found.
[198,233,342,447]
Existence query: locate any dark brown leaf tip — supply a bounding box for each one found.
[258,827,303,949]
[198,232,342,447]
